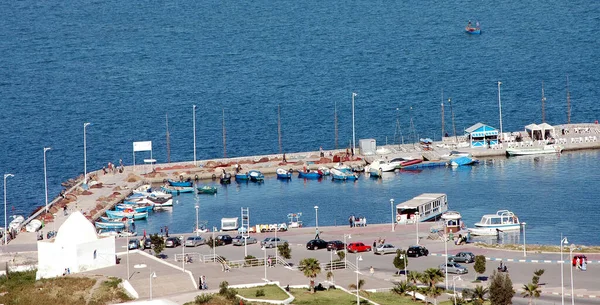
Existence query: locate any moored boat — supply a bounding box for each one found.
[506,144,563,156]
[469,210,521,236]
[197,185,218,194]
[330,168,347,180]
[395,193,448,224]
[276,168,293,179]
[333,163,353,174]
[167,179,193,187]
[297,169,323,179]
[366,160,396,172]
[400,159,423,167]
[249,170,265,182]
[95,221,126,229]
[25,219,42,232]
[9,215,25,230]
[318,167,330,176]
[161,185,194,194]
[235,172,250,181]
[220,172,232,184]
[450,156,480,167]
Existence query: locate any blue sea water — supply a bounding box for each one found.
[1,0,599,244]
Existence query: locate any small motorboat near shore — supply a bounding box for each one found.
[469,210,521,236]
[249,170,265,182]
[25,219,42,232]
[276,168,293,179]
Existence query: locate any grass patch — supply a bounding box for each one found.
[89,277,132,305]
[365,292,417,305]
[236,284,288,300]
[290,288,365,305]
[0,270,130,305]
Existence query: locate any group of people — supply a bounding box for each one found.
[1,227,18,244]
[372,238,386,248]
[198,275,208,290]
[102,159,125,175]
[575,257,588,271]
[267,255,276,268]
[348,215,364,227]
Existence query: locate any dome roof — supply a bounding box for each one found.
[55,211,98,245]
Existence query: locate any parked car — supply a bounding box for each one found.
[216,234,233,245]
[327,240,345,251]
[260,237,287,248]
[128,239,141,250]
[347,242,372,253]
[232,235,257,246]
[165,237,181,248]
[306,239,328,250]
[374,243,397,255]
[143,238,152,249]
[440,262,468,274]
[573,255,587,266]
[448,252,475,263]
[185,236,205,247]
[406,245,429,257]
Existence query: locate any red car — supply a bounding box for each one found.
[572,255,587,266]
[347,242,372,253]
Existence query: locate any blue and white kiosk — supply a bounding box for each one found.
[464,123,499,148]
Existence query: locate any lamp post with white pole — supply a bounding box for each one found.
[522,222,527,257]
[193,105,197,166]
[4,173,14,245]
[195,204,199,236]
[44,147,52,213]
[443,233,448,290]
[344,233,351,269]
[452,275,462,305]
[569,244,576,305]
[262,246,267,282]
[560,235,568,305]
[83,123,91,185]
[314,205,319,233]
[415,212,420,245]
[390,199,395,232]
[212,226,217,260]
[352,92,357,153]
[356,255,363,305]
[149,271,157,300]
[498,81,503,141]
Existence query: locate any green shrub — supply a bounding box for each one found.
[255,289,265,297]
[193,294,213,304]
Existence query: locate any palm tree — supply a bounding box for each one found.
[470,285,489,305]
[428,286,443,305]
[299,258,321,292]
[423,268,444,288]
[406,271,421,301]
[521,283,541,305]
[392,280,409,296]
[348,278,368,296]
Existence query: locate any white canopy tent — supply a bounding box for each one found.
[525,123,555,140]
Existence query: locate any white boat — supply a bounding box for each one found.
[221,217,239,231]
[469,210,521,236]
[440,151,472,160]
[506,144,563,156]
[333,163,352,173]
[366,160,396,173]
[9,215,25,230]
[317,166,330,176]
[25,219,43,232]
[395,193,448,224]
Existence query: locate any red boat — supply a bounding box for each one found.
[400,159,423,167]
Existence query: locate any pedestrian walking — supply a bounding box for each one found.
[198,276,203,289]
[348,216,353,228]
[63,205,68,216]
[576,257,581,270]
[370,266,374,277]
[373,240,376,248]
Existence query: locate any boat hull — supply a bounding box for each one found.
[506,145,563,156]
[298,171,322,179]
[197,186,218,194]
[469,225,521,236]
[95,221,126,229]
[161,186,194,194]
[167,179,193,187]
[235,173,249,181]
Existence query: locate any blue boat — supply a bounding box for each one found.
[298,170,322,179]
[465,23,481,35]
[116,204,153,213]
[450,156,480,167]
[276,168,293,179]
[100,216,134,224]
[161,185,194,194]
[345,173,359,181]
[167,179,193,187]
[249,170,265,182]
[330,168,347,181]
[235,172,250,181]
[95,221,126,229]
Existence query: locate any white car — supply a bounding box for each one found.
[374,243,397,255]
[185,236,205,247]
[260,237,286,248]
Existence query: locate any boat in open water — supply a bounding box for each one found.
[469,210,521,236]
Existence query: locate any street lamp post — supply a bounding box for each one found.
[314,205,319,232]
[193,105,197,166]
[569,244,575,305]
[343,234,351,268]
[4,173,14,245]
[443,233,448,290]
[43,147,52,213]
[415,212,420,245]
[149,271,157,300]
[212,226,217,260]
[356,255,363,305]
[195,204,199,236]
[83,123,91,185]
[390,199,395,232]
[262,246,267,282]
[522,222,527,257]
[498,81,503,141]
[352,93,358,154]
[560,235,568,305]
[452,275,462,305]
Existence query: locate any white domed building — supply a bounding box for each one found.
[36,211,116,279]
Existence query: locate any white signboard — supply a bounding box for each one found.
[133,141,152,152]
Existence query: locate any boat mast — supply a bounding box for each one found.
[541,81,546,123]
[394,106,403,145]
[166,113,171,163]
[222,108,227,158]
[441,89,445,140]
[409,106,417,146]
[334,101,338,149]
[566,75,571,124]
[449,98,457,144]
[277,105,282,154]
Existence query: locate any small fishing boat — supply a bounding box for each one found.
[318,167,330,176]
[330,168,347,180]
[465,21,481,35]
[100,216,134,224]
[469,210,521,236]
[369,166,382,178]
[400,159,423,167]
[249,170,265,182]
[297,169,322,179]
[105,210,139,219]
[25,219,42,232]
[345,172,359,180]
[161,185,194,194]
[9,215,25,230]
[197,185,218,194]
[333,163,353,174]
[366,160,396,172]
[450,156,480,167]
[95,221,126,229]
[276,168,293,179]
[220,172,232,184]
[167,179,193,187]
[506,144,563,156]
[235,172,250,181]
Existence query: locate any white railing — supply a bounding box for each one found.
[174,253,201,263]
